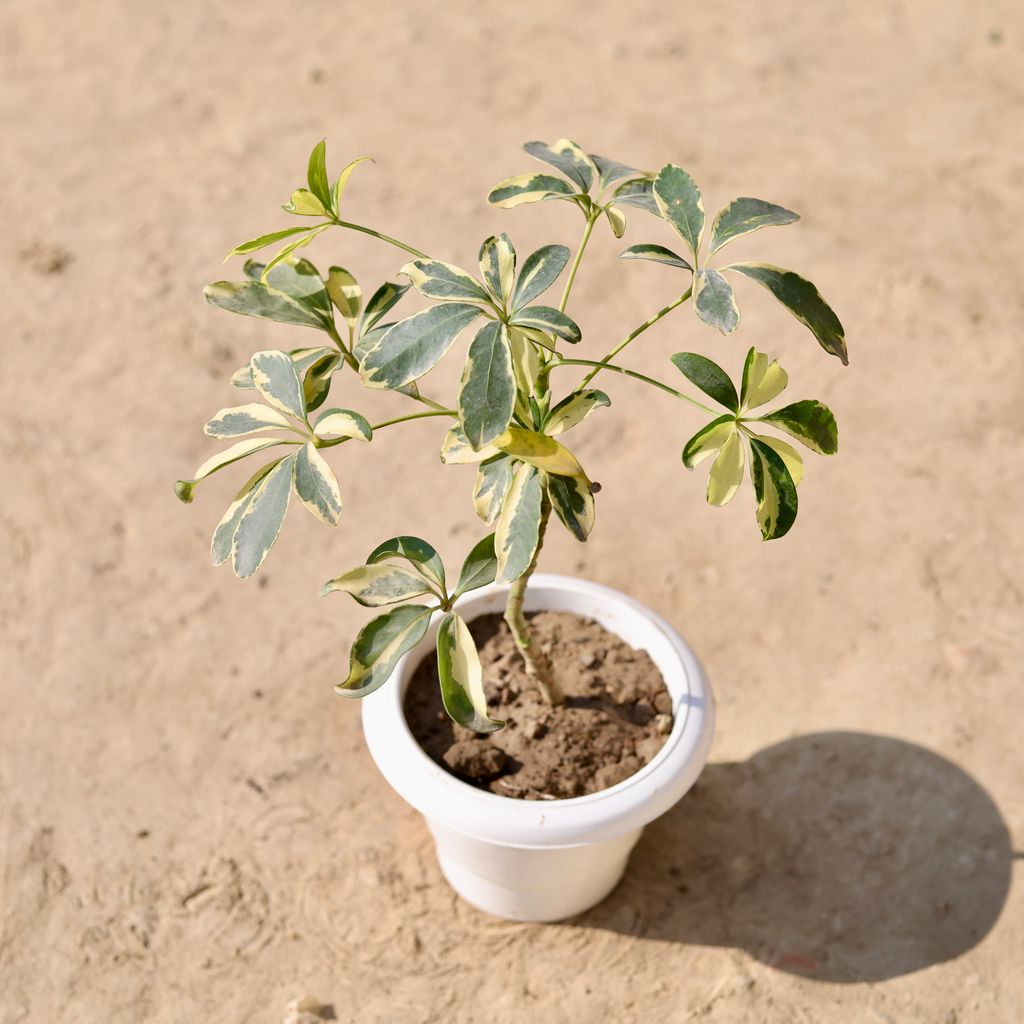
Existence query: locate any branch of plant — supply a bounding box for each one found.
[317,407,455,448]
[558,207,601,314]
[331,217,429,260]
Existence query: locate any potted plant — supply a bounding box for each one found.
[176,138,845,921]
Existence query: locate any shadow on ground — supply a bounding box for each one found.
[580,732,1013,982]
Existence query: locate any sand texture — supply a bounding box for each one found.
[2,0,1023,1020]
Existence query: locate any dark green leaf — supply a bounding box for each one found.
[760,400,839,454]
[653,164,705,256]
[458,321,516,449]
[590,154,645,190]
[366,535,446,591]
[618,242,692,271]
[671,353,739,412]
[361,281,410,332]
[681,414,736,469]
[710,197,799,254]
[454,534,498,596]
[511,244,571,311]
[544,472,595,541]
[306,139,332,210]
[611,177,659,214]
[749,438,799,540]
[523,139,595,192]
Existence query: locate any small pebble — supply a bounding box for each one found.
[654,713,673,735]
[578,648,599,668]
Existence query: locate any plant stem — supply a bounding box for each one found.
[503,499,564,707]
[317,408,455,448]
[559,209,601,313]
[578,285,692,388]
[332,218,428,260]
[547,358,716,414]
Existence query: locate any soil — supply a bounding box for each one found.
[404,611,673,799]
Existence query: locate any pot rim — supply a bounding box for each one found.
[361,573,715,848]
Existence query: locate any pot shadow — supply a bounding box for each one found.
[578,732,1014,982]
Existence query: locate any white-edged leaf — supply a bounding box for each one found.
[618,242,693,271]
[313,407,373,442]
[231,453,296,577]
[366,536,446,591]
[437,612,503,733]
[458,321,516,450]
[523,138,596,192]
[293,442,342,525]
[511,244,571,311]
[175,437,293,502]
[472,455,515,524]
[440,424,502,465]
[509,305,581,344]
[321,563,435,606]
[250,349,307,420]
[495,463,542,583]
[653,164,705,256]
[479,233,517,304]
[487,173,577,208]
[682,415,736,470]
[543,472,595,541]
[611,177,659,214]
[361,280,410,332]
[591,154,645,190]
[210,460,281,566]
[544,389,611,435]
[750,432,804,487]
[335,605,433,698]
[749,437,799,540]
[204,403,295,439]
[694,268,739,334]
[710,198,799,254]
[401,259,491,303]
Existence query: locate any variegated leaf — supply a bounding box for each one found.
[682,415,736,469]
[488,173,577,208]
[210,460,281,566]
[618,242,693,271]
[509,305,580,344]
[204,279,327,331]
[611,177,659,214]
[250,350,307,420]
[498,427,584,477]
[459,321,516,450]
[326,266,361,324]
[247,257,334,319]
[750,437,799,540]
[300,349,341,412]
[228,226,315,258]
[360,303,482,390]
[353,322,393,366]
[454,533,499,596]
[175,437,295,502]
[314,407,372,442]
[654,164,705,257]
[232,453,296,577]
[706,430,745,507]
[440,424,502,465]
[544,389,611,435]
[523,138,596,192]
[293,442,342,525]
[740,347,789,410]
[670,353,738,412]
[507,327,540,419]
[750,432,804,486]
[306,139,331,208]
[472,455,515,523]
[603,205,627,237]
[727,262,847,364]
[437,612,503,732]
[759,400,838,454]
[321,563,435,606]
[544,472,595,541]
[710,198,799,254]
[366,536,446,591]
[331,155,373,211]
[401,259,491,303]
[694,268,740,334]
[511,244,571,311]
[361,280,410,332]
[591,154,644,190]
[478,234,516,305]
[495,463,542,583]
[261,223,330,278]
[204,403,296,439]
[335,605,433,699]
[282,188,327,216]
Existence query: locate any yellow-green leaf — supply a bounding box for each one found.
[472,455,515,524]
[706,430,745,507]
[544,472,595,541]
[306,139,331,208]
[681,415,735,470]
[750,432,804,486]
[740,347,789,410]
[326,266,361,324]
[749,437,799,540]
[335,605,433,698]
[488,173,577,208]
[478,233,516,304]
[321,563,435,606]
[228,226,315,258]
[436,613,503,733]
[440,424,502,465]
[331,155,373,212]
[282,188,327,217]
[544,390,611,436]
[497,427,585,477]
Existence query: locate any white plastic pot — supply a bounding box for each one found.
[361,574,715,922]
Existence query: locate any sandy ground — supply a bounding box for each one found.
[2,0,1023,1020]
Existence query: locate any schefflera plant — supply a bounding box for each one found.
[176,138,845,734]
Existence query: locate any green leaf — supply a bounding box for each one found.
[436,612,503,732]
[727,263,847,364]
[335,605,433,699]
[544,472,595,541]
[495,462,542,583]
[228,226,315,258]
[472,455,515,523]
[401,259,491,303]
[459,321,516,450]
[710,197,799,255]
[511,244,570,311]
[331,155,372,211]
[250,350,307,420]
[313,407,372,442]
[759,400,839,455]
[322,563,435,606]
[653,164,705,257]
[544,389,611,435]
[618,242,693,271]
[750,432,804,487]
[210,460,281,566]
[293,442,343,525]
[740,347,789,410]
[366,536,446,592]
[749,437,799,540]
[603,205,627,238]
[251,256,332,313]
[360,302,482,390]
[591,154,644,190]
[232,453,296,577]
[478,233,517,304]
[440,424,502,465]
[306,139,331,209]
[670,353,738,412]
[203,403,295,439]
[507,326,540,417]
[282,188,327,217]
[175,437,294,502]
[498,427,585,477]
[509,305,581,344]
[611,177,659,214]
[361,280,410,332]
[260,224,330,278]
[326,266,361,324]
[353,322,394,366]
[694,268,739,334]
[204,279,327,331]
[682,415,736,469]
[454,534,499,596]
[706,430,745,507]
[300,349,342,412]
[523,139,596,192]
[488,173,577,208]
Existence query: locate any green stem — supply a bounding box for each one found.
[559,209,600,313]
[332,218,428,260]
[578,285,692,388]
[503,499,564,706]
[317,408,455,448]
[548,358,715,414]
